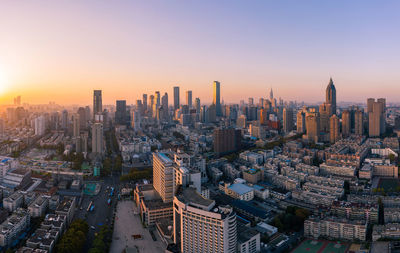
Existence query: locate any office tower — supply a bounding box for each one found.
[213,128,242,156]
[173,86,180,110]
[161,92,169,121]
[153,152,174,203]
[72,113,80,137]
[131,110,141,130]
[77,107,87,129]
[194,98,201,113]
[149,95,155,117]
[283,108,294,133]
[173,188,237,253]
[330,115,340,143]
[115,100,127,125]
[207,104,217,123]
[259,98,264,108]
[142,94,148,112]
[270,88,273,100]
[91,123,104,155]
[326,78,336,115]
[248,98,254,106]
[186,90,192,108]
[155,91,161,107]
[297,110,306,133]
[93,90,102,118]
[34,116,46,136]
[136,100,143,116]
[61,110,68,130]
[85,106,91,122]
[306,112,320,143]
[259,108,268,125]
[213,81,222,116]
[342,110,351,137]
[367,98,374,113]
[263,100,272,112]
[319,103,332,132]
[355,110,363,135]
[14,96,21,106]
[368,99,385,137]
[377,98,386,132]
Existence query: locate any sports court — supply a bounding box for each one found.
[291,239,349,253]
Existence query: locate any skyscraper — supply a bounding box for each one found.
[142,94,148,112]
[155,91,161,108]
[319,103,332,132]
[91,122,104,155]
[153,152,174,203]
[93,90,102,118]
[173,86,180,110]
[296,109,306,133]
[306,112,320,143]
[72,113,80,137]
[368,98,385,137]
[194,98,201,113]
[61,110,68,130]
[283,108,294,133]
[77,107,87,129]
[342,110,351,137]
[354,109,363,136]
[326,78,336,115]
[270,88,273,100]
[173,187,237,253]
[131,110,141,131]
[34,116,46,136]
[213,81,222,116]
[186,90,192,108]
[115,100,127,125]
[330,114,340,143]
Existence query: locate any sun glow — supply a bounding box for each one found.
[0,69,7,95]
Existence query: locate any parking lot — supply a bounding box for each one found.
[110,200,165,253]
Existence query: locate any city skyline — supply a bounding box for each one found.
[1,1,400,105]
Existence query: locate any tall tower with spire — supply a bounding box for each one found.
[326,78,336,115]
[269,88,273,100]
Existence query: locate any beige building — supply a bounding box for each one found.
[173,187,237,253]
[306,111,320,143]
[354,109,363,136]
[329,115,340,144]
[342,110,351,137]
[153,152,175,203]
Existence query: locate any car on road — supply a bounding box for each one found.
[91,226,95,229]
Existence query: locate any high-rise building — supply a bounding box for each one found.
[354,110,363,136]
[330,115,340,143]
[91,123,104,155]
[319,103,332,132]
[93,90,102,118]
[194,98,201,113]
[34,116,46,136]
[186,90,192,108]
[61,110,68,130]
[153,152,174,203]
[306,112,320,143]
[85,106,91,123]
[173,86,180,110]
[270,88,273,100]
[283,108,294,133]
[297,109,306,133]
[368,98,385,137]
[213,128,241,156]
[326,78,336,115]
[248,98,254,106]
[161,92,169,121]
[155,91,161,108]
[342,110,351,137]
[213,81,222,116]
[72,113,80,137]
[367,98,375,113]
[142,94,148,112]
[77,107,87,129]
[131,110,141,131]
[259,108,268,125]
[115,100,127,125]
[173,187,237,253]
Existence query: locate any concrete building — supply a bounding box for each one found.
[368,98,386,137]
[342,110,351,137]
[153,152,174,203]
[91,122,104,155]
[3,191,23,212]
[296,110,306,133]
[326,78,337,115]
[173,187,237,253]
[93,90,102,118]
[28,196,49,218]
[283,108,294,133]
[173,86,180,110]
[34,116,46,136]
[354,109,363,136]
[55,197,76,225]
[0,208,30,247]
[214,128,242,156]
[213,81,222,117]
[225,183,254,201]
[329,114,340,144]
[305,112,320,143]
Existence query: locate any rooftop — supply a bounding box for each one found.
[228,183,254,195]
[176,187,214,209]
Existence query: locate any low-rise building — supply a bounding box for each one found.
[373,223,400,241]
[3,191,23,212]
[225,183,254,201]
[28,196,49,218]
[0,208,31,247]
[55,197,75,225]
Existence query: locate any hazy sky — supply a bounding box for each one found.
[1,1,400,105]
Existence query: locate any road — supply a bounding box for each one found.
[74,174,120,252]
